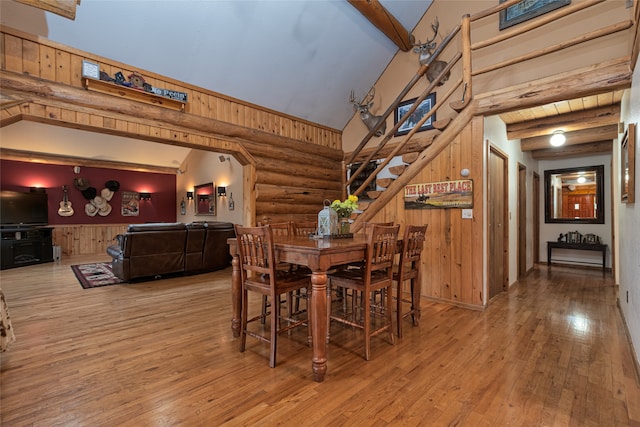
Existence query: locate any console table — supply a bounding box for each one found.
[547,241,607,273]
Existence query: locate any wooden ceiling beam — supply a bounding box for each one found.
[348,0,414,52]
[0,148,177,174]
[475,57,631,115]
[531,140,613,160]
[506,104,620,140]
[520,124,618,151]
[14,0,80,20]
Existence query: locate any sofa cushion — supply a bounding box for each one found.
[127,222,186,232]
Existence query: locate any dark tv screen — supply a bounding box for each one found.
[0,191,49,226]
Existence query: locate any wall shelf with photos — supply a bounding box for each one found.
[82,78,186,112]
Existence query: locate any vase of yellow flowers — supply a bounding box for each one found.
[331,195,358,235]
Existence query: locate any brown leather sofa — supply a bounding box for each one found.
[107,221,235,281]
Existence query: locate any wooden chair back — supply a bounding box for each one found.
[293,220,317,237]
[234,225,275,285]
[366,224,401,276]
[266,221,293,237]
[363,221,395,238]
[398,224,428,277]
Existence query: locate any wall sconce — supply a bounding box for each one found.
[217,186,226,197]
[30,187,47,194]
[186,191,193,200]
[550,130,566,147]
[140,192,151,200]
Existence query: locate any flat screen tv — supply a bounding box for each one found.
[0,191,49,227]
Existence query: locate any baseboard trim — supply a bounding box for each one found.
[617,298,640,386]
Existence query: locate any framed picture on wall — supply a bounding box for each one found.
[621,123,636,204]
[121,191,140,216]
[499,0,571,31]
[394,93,436,137]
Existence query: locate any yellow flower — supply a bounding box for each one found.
[331,195,359,218]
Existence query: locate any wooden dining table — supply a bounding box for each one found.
[227,234,368,382]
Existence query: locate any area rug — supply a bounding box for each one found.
[71,262,124,289]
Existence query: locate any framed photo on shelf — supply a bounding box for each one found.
[394,93,436,137]
[621,123,636,204]
[499,0,571,31]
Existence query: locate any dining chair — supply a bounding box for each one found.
[234,224,311,368]
[328,223,400,360]
[393,224,428,338]
[255,222,294,322]
[293,220,317,237]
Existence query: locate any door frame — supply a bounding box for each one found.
[533,171,540,264]
[487,144,510,300]
[518,163,527,279]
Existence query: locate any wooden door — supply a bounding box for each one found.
[518,163,527,279]
[533,172,540,264]
[488,147,508,300]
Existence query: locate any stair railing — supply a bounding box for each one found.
[345,0,627,207]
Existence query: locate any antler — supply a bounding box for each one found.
[362,86,375,106]
[430,17,440,44]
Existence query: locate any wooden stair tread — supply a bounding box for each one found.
[402,152,419,164]
[377,178,393,188]
[388,165,406,176]
[432,118,451,130]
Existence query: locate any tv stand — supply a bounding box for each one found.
[1,227,54,270]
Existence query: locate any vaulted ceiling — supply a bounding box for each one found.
[0,0,630,168]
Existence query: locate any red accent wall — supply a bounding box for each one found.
[1,160,176,225]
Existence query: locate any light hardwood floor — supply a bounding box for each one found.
[1,255,639,426]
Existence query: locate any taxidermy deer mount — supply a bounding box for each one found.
[349,87,387,137]
[413,17,450,86]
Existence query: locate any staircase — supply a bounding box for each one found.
[344,0,628,232]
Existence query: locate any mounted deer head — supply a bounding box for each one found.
[349,87,387,137]
[412,17,450,86]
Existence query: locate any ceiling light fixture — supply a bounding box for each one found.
[550,130,566,147]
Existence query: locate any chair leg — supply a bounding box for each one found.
[261,295,268,324]
[386,284,395,345]
[363,291,371,361]
[240,289,248,352]
[410,279,420,326]
[269,293,278,368]
[396,279,404,338]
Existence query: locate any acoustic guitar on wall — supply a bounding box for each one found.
[58,185,74,217]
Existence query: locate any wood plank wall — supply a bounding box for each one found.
[0,26,341,149]
[366,117,485,308]
[52,224,127,256]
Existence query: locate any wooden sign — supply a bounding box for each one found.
[404,179,473,209]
